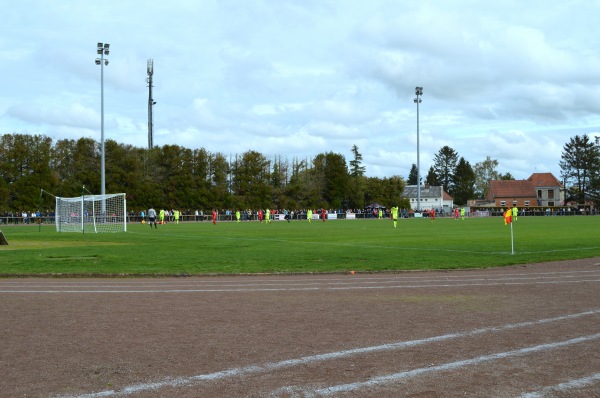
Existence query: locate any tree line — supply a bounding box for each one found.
[1,133,597,214]
[0,135,407,213]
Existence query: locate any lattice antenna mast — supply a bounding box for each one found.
[147,59,155,149]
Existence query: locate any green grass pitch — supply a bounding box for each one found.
[1,216,599,276]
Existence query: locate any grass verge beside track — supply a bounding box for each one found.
[1,216,599,276]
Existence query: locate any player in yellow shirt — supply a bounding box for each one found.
[391,206,399,228]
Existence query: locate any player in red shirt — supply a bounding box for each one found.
[321,208,327,222]
[212,209,217,225]
[258,209,263,223]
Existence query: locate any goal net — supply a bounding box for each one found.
[55,193,127,233]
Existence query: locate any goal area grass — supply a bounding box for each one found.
[1,216,599,276]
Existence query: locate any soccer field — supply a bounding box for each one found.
[1,216,599,276]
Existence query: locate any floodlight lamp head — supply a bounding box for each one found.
[95,59,101,65]
[104,43,110,49]
[104,60,109,66]
[97,42,103,49]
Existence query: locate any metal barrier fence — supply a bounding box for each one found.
[0,208,595,226]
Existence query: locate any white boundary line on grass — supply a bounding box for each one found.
[59,309,600,398]
[127,231,600,255]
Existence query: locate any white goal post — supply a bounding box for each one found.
[55,193,127,233]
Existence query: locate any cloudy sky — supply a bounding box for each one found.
[2,0,600,180]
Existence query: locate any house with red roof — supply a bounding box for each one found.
[484,172,563,208]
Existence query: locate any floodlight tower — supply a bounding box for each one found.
[414,86,423,212]
[147,59,156,149]
[95,42,110,208]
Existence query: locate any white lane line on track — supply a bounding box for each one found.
[5,278,600,293]
[2,270,599,290]
[58,309,600,398]
[302,333,600,396]
[1,269,598,286]
[518,372,600,397]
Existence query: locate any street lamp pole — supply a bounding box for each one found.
[95,42,109,208]
[414,86,423,212]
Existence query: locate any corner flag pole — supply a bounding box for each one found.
[510,222,514,255]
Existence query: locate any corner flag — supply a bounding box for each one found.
[503,208,513,225]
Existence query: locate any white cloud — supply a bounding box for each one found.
[1,0,600,182]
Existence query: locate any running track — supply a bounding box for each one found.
[1,258,599,397]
